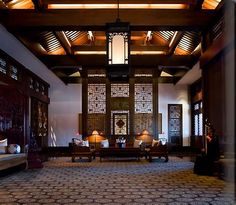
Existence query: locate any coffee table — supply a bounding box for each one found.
[99,147,141,161]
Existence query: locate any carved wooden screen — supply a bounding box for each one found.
[111,110,129,135]
[0,57,7,74]
[110,84,130,136]
[0,85,25,146]
[111,84,129,97]
[87,84,106,134]
[31,98,48,147]
[88,84,106,114]
[113,113,128,135]
[134,84,153,135]
[168,104,182,146]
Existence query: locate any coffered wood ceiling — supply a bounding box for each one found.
[0,0,223,84]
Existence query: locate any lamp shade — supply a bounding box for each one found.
[86,130,105,143]
[137,129,153,144]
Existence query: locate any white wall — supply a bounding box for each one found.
[0,24,82,146]
[159,84,191,146]
[49,84,82,146]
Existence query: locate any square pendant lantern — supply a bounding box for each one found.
[106,19,130,80]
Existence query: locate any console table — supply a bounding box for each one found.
[99,147,141,161]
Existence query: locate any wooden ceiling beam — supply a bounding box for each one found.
[189,0,204,10]
[31,0,45,11]
[54,31,72,54]
[40,54,197,68]
[1,9,216,31]
[72,45,169,52]
[167,31,184,55]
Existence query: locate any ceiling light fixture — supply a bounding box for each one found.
[48,4,188,10]
[106,0,130,80]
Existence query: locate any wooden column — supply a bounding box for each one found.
[82,76,88,138]
[106,78,111,137]
[129,77,135,139]
[153,74,159,139]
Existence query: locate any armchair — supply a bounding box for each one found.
[69,142,95,162]
[146,141,168,162]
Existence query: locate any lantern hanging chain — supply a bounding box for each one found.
[117,0,120,21]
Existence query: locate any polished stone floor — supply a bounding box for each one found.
[0,156,235,205]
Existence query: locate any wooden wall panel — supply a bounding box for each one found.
[202,56,225,138]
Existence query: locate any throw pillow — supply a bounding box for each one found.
[101,139,109,148]
[152,139,159,147]
[0,138,7,146]
[73,138,83,146]
[8,144,21,154]
[133,139,142,148]
[82,140,89,147]
[0,146,7,154]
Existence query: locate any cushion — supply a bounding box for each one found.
[133,139,142,148]
[116,138,126,144]
[0,146,7,154]
[8,144,21,154]
[0,139,7,146]
[73,138,83,146]
[82,140,89,147]
[152,139,160,147]
[101,139,109,148]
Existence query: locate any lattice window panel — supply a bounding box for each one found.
[135,84,153,113]
[88,84,106,114]
[0,57,7,74]
[168,104,182,145]
[9,65,18,80]
[111,110,129,135]
[134,114,153,135]
[114,113,128,135]
[111,84,129,97]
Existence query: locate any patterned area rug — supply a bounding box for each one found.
[0,157,235,205]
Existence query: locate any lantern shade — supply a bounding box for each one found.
[106,20,130,80]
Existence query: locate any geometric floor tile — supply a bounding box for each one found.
[0,157,235,205]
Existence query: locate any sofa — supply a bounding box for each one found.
[0,153,27,171]
[0,139,28,172]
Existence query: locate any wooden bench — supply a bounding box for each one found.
[99,147,141,161]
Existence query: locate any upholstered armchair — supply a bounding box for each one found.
[69,139,95,162]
